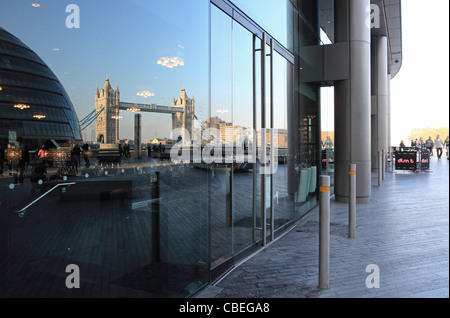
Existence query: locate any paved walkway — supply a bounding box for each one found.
[197,156,449,298]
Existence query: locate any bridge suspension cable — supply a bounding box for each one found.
[79,107,104,131]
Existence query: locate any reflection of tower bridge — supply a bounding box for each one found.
[79,76,195,144]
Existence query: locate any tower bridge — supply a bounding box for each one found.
[91,76,195,144]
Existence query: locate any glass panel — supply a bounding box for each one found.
[293,0,322,219]
[232,21,259,254]
[230,0,293,51]
[272,51,294,231]
[320,86,335,193]
[0,0,209,298]
[210,4,233,268]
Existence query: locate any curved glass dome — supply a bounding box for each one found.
[0,27,82,149]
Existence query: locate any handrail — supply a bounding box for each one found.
[14,182,77,217]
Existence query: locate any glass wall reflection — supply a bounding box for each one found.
[210,3,295,275]
[292,0,322,219]
[0,0,331,298]
[0,0,209,298]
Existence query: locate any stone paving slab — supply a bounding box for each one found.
[196,157,449,298]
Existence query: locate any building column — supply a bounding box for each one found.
[387,73,392,149]
[134,114,142,159]
[371,35,389,171]
[334,0,371,203]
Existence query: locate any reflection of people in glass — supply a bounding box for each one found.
[123,142,130,158]
[38,145,45,159]
[71,144,81,168]
[82,143,90,167]
[118,143,124,158]
[14,137,29,185]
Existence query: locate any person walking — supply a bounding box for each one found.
[38,145,47,160]
[14,137,29,184]
[434,135,444,160]
[425,136,434,155]
[124,142,130,158]
[445,136,449,160]
[413,138,419,150]
[417,137,425,150]
[71,144,81,168]
[82,143,90,168]
[324,136,334,150]
[118,143,124,158]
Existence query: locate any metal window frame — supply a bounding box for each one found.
[210,0,294,65]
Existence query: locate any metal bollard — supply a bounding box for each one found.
[389,147,393,172]
[382,150,386,180]
[326,150,330,175]
[378,151,383,187]
[349,164,356,239]
[319,175,330,290]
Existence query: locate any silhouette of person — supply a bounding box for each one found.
[82,143,90,167]
[14,137,29,184]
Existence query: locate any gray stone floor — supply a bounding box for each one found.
[196,156,449,298]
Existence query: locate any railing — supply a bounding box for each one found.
[14,182,77,218]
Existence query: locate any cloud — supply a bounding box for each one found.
[137,91,155,98]
[157,57,184,69]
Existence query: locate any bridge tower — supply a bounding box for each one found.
[172,86,195,143]
[95,76,120,144]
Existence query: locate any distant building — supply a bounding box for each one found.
[150,138,175,146]
[95,76,120,144]
[172,86,195,142]
[0,27,82,149]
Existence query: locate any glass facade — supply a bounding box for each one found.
[0,27,82,148]
[0,0,335,298]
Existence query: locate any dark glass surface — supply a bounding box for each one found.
[0,0,326,298]
[0,0,209,299]
[0,27,81,149]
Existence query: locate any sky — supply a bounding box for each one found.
[390,0,450,144]
[0,0,448,144]
[0,0,210,142]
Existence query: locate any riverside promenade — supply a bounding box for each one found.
[197,156,449,298]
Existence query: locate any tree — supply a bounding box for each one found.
[408,127,449,143]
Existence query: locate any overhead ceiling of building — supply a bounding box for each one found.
[371,0,403,78]
[320,0,403,78]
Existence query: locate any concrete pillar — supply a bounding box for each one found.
[387,73,392,150]
[334,0,371,203]
[134,114,142,159]
[371,35,389,171]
